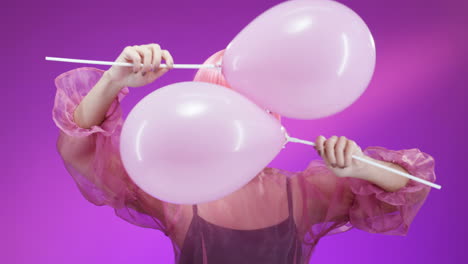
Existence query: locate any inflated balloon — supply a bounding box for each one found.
[223,0,376,119]
[120,82,287,205]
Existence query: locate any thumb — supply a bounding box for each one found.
[151,67,170,80]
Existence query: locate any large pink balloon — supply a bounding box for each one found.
[120,82,287,204]
[222,0,376,119]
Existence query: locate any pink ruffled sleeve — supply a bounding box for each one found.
[346,146,435,235]
[52,67,169,235]
[295,146,436,245]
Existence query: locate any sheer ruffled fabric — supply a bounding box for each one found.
[52,67,436,264]
[52,67,177,236]
[294,146,435,262]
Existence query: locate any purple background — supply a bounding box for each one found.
[3,0,466,263]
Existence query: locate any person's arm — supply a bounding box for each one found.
[74,43,174,129]
[314,135,412,192]
[349,156,410,192]
[291,135,436,243]
[52,44,175,234]
[73,71,124,129]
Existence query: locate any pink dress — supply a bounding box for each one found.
[52,67,437,264]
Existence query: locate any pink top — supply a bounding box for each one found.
[52,67,437,264]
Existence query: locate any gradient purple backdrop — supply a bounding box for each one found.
[3,0,467,263]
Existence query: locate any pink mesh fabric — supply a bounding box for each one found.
[52,67,436,264]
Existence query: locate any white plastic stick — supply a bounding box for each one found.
[45,56,220,69]
[286,135,441,190]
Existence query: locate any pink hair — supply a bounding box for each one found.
[194,49,282,122]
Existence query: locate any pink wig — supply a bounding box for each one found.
[193,49,282,122]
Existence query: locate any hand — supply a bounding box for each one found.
[106,43,174,88]
[314,135,367,178]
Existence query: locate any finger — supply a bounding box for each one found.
[315,135,326,156]
[161,49,174,69]
[325,136,338,167]
[142,46,153,74]
[148,43,162,71]
[123,46,141,73]
[152,67,169,79]
[344,140,355,167]
[133,46,151,74]
[143,44,155,72]
[335,136,347,168]
[131,46,145,73]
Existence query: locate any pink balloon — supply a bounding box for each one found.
[120,82,287,204]
[222,0,376,119]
